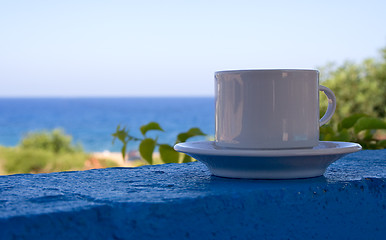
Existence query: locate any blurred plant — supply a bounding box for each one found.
[20,128,83,153]
[319,47,386,122]
[320,113,386,149]
[112,122,206,164]
[0,129,88,175]
[0,147,87,175]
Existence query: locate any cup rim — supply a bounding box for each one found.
[215,69,319,75]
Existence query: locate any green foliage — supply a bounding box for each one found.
[0,147,87,175]
[320,114,386,149]
[338,113,368,131]
[182,154,192,163]
[112,125,130,162]
[353,117,386,134]
[159,144,179,164]
[139,138,156,164]
[112,122,206,164]
[318,47,386,149]
[20,129,83,153]
[0,147,51,174]
[319,47,386,122]
[140,122,164,136]
[0,129,88,175]
[177,128,205,143]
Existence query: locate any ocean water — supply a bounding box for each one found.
[0,97,214,152]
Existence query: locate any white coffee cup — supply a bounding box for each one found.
[215,69,336,149]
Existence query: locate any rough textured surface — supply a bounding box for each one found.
[0,150,385,239]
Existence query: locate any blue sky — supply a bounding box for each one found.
[1,0,385,97]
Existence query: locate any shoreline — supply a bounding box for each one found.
[88,151,162,168]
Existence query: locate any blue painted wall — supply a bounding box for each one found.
[0,150,385,239]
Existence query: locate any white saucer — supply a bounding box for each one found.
[174,141,362,179]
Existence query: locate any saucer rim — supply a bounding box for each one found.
[174,141,362,157]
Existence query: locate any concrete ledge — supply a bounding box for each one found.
[0,150,385,239]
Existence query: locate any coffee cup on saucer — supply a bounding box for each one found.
[174,69,361,179]
[215,69,336,150]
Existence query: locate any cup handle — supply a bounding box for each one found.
[319,85,336,126]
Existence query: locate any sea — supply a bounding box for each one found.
[0,97,214,152]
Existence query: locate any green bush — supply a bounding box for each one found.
[0,129,88,175]
[319,47,386,122]
[0,147,88,175]
[45,152,88,172]
[20,128,83,153]
[318,47,386,149]
[320,114,386,149]
[0,147,52,174]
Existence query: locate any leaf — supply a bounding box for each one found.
[140,122,164,136]
[159,144,179,164]
[139,138,156,164]
[112,125,129,161]
[353,117,386,134]
[186,128,205,136]
[334,129,351,142]
[182,154,192,163]
[177,128,206,143]
[338,113,368,131]
[112,125,129,144]
[121,143,127,161]
[176,133,190,143]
